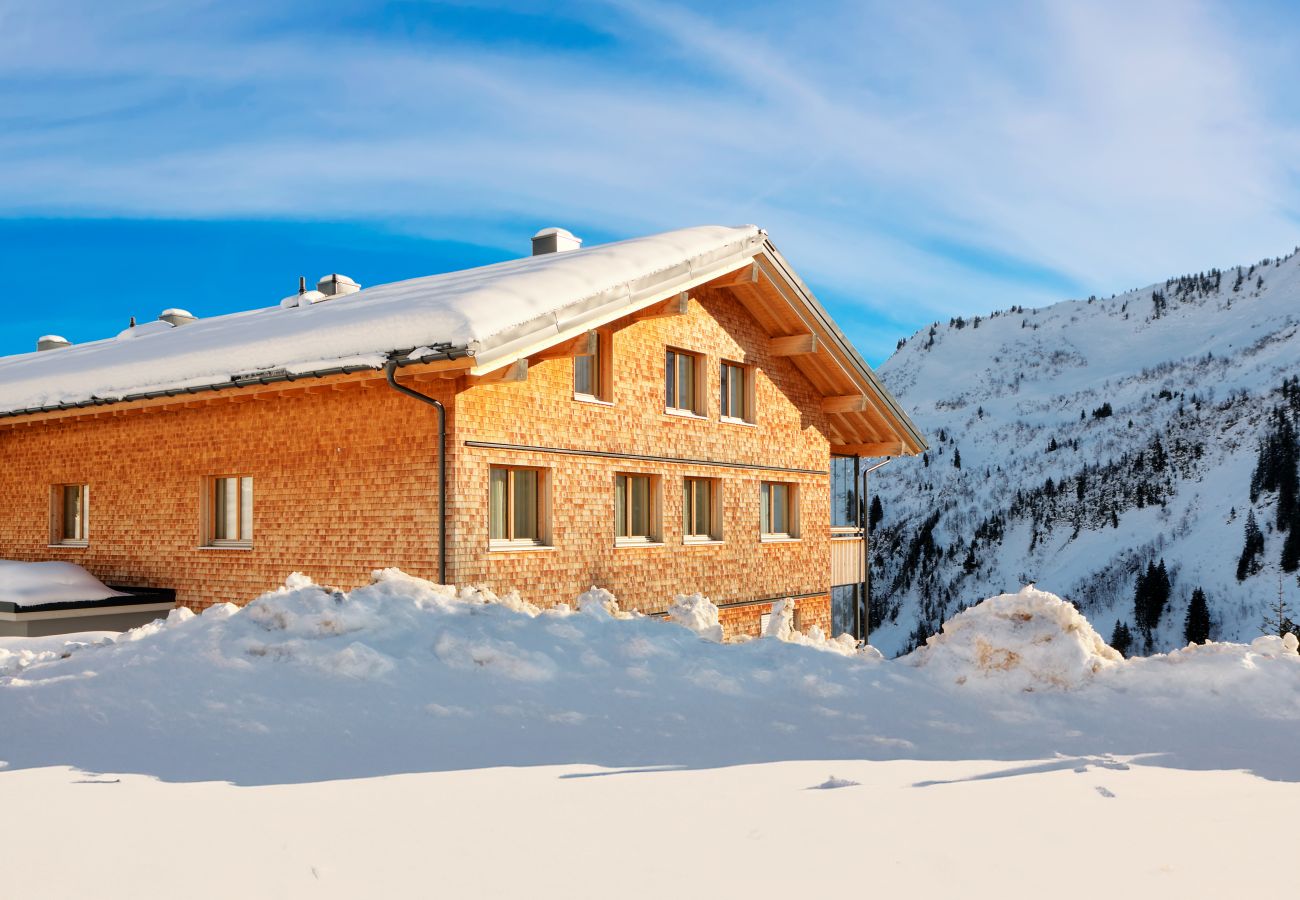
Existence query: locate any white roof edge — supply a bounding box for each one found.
[468,231,765,374]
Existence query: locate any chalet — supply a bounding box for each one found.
[0,225,925,639]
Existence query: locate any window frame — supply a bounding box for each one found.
[573,329,614,404]
[615,472,663,546]
[759,481,800,541]
[665,347,705,416]
[203,475,254,548]
[719,360,756,424]
[682,476,723,543]
[488,465,551,550]
[49,483,89,546]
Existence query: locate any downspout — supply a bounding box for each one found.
[384,359,448,586]
[858,457,892,644]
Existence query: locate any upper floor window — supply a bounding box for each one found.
[51,484,88,545]
[760,481,799,540]
[574,330,612,402]
[206,476,253,547]
[665,348,703,415]
[616,473,661,545]
[720,361,754,423]
[490,466,549,548]
[683,477,721,542]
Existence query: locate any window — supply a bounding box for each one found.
[206,476,253,546]
[489,466,549,548]
[760,481,799,539]
[720,361,754,422]
[683,477,721,542]
[51,484,88,545]
[615,473,661,544]
[574,331,612,401]
[665,348,702,414]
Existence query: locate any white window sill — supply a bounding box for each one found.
[683,538,724,546]
[615,539,664,549]
[46,542,89,549]
[197,544,254,551]
[663,408,706,420]
[760,535,801,543]
[488,542,556,553]
[720,415,756,427]
[573,393,614,407]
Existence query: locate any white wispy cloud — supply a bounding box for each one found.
[1,0,1297,358]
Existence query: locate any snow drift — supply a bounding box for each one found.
[2,572,1299,785]
[908,585,1122,690]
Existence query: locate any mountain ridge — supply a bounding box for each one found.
[868,245,1300,657]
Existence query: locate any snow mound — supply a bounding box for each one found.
[907,585,1122,690]
[764,598,881,659]
[667,593,723,641]
[0,560,129,607]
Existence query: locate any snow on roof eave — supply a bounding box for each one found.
[0,346,470,421]
[758,240,929,455]
[465,229,767,375]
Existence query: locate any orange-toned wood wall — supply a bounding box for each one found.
[0,288,839,635]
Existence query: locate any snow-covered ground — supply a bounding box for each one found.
[3,571,1298,898]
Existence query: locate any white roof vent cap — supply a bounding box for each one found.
[317,273,360,297]
[532,227,582,256]
[159,308,197,326]
[37,335,71,352]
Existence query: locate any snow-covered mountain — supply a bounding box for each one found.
[869,249,1300,657]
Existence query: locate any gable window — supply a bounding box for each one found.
[51,484,89,545]
[665,348,703,415]
[683,477,721,543]
[574,331,612,402]
[489,466,549,548]
[760,481,799,540]
[615,473,661,545]
[720,361,754,423]
[205,476,253,547]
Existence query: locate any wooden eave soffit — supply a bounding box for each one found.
[631,292,689,322]
[833,441,905,458]
[467,358,529,386]
[768,333,818,356]
[529,330,598,362]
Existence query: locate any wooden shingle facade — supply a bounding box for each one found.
[0,226,924,639]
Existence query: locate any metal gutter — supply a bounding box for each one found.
[384,357,449,586]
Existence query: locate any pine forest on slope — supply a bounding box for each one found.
[866,249,1300,657]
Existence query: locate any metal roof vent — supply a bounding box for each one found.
[531,227,582,256]
[159,308,197,327]
[37,335,71,352]
[317,273,360,297]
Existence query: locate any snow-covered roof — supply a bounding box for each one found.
[0,225,765,417]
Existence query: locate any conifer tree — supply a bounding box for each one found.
[869,495,884,531]
[1260,574,1299,640]
[1110,620,1133,657]
[1184,588,1210,644]
[1237,510,1265,581]
[953,448,962,469]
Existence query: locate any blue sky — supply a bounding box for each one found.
[2,0,1299,363]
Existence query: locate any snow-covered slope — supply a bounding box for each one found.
[870,250,1300,656]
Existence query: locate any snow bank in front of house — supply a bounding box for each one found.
[0,560,129,607]
[906,585,1123,690]
[2,573,1300,786]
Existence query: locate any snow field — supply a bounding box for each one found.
[4,571,1300,897]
